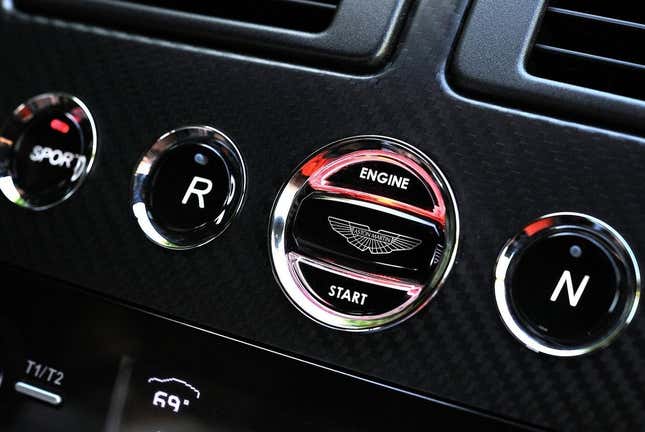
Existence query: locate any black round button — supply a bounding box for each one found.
[132,126,246,250]
[148,143,230,232]
[0,93,96,210]
[495,213,640,357]
[512,233,621,344]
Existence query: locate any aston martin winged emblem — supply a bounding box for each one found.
[328,216,422,255]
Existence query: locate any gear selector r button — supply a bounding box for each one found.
[132,126,246,250]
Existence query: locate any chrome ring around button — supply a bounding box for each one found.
[0,93,97,210]
[132,126,247,250]
[495,212,641,357]
[269,135,459,332]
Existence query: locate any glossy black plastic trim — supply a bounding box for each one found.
[11,0,411,72]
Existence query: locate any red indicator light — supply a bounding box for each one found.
[524,218,554,237]
[50,119,70,134]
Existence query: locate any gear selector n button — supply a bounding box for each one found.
[132,126,246,250]
[495,213,641,356]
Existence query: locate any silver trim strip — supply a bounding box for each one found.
[15,381,62,406]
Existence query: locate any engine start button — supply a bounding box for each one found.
[270,136,459,331]
[0,93,96,210]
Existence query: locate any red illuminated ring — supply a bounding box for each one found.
[308,149,446,225]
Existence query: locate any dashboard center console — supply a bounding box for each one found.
[1,0,645,430]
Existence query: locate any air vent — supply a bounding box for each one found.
[114,0,341,33]
[527,1,645,100]
[11,0,410,72]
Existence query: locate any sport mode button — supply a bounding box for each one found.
[132,126,246,250]
[0,93,96,210]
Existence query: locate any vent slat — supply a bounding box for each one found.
[548,7,645,31]
[537,9,645,66]
[275,0,338,9]
[528,1,645,101]
[534,44,645,75]
[549,0,645,26]
[530,45,645,100]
